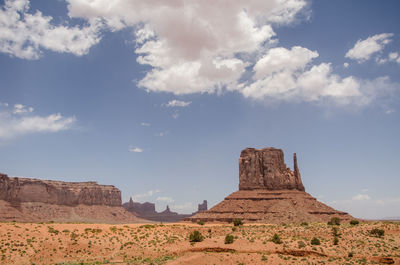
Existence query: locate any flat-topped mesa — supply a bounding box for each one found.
[239,148,305,191]
[0,173,121,207]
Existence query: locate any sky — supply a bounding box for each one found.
[0,0,399,219]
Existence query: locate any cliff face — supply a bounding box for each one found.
[0,173,121,207]
[239,148,305,191]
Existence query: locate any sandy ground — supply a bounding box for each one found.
[0,221,399,264]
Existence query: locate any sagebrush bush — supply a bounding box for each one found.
[224,234,234,244]
[311,237,320,245]
[271,234,282,244]
[350,220,359,225]
[233,219,243,226]
[328,217,341,226]
[298,241,306,248]
[369,228,384,238]
[189,230,204,242]
[197,221,205,225]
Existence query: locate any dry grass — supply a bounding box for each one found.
[0,221,399,264]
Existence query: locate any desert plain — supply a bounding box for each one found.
[0,220,399,265]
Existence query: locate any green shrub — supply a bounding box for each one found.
[300,222,308,226]
[197,220,205,225]
[298,241,306,248]
[311,237,320,245]
[271,234,282,244]
[332,227,340,237]
[369,228,384,238]
[232,227,237,232]
[348,252,354,257]
[225,234,234,244]
[233,219,243,226]
[328,217,341,226]
[333,237,339,245]
[350,220,359,225]
[189,230,204,242]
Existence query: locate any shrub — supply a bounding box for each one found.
[333,237,339,245]
[311,237,320,245]
[232,227,237,232]
[225,234,234,244]
[350,220,359,225]
[271,234,282,244]
[348,252,354,257]
[328,217,341,226]
[300,222,308,226]
[332,227,340,237]
[197,221,205,225]
[189,230,204,242]
[298,241,306,248]
[233,219,243,226]
[369,228,384,238]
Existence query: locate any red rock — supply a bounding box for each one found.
[188,147,352,223]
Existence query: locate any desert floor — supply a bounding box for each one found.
[0,221,399,265]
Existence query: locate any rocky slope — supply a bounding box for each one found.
[0,173,141,223]
[188,147,352,223]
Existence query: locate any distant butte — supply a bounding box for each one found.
[188,147,352,223]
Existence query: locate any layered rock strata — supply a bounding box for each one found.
[0,173,141,223]
[188,147,352,223]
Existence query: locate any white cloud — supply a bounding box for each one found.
[65,0,309,95]
[0,0,101,59]
[129,147,143,153]
[0,104,76,140]
[352,194,371,201]
[163,100,192,108]
[240,47,366,105]
[343,62,349,68]
[156,196,174,203]
[388,52,400,64]
[345,33,394,63]
[132,189,160,201]
[13,104,33,114]
[140,122,151,127]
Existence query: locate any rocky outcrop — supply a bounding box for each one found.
[0,173,121,207]
[188,147,352,223]
[198,200,207,212]
[0,173,142,223]
[239,148,304,191]
[122,198,156,215]
[123,198,204,222]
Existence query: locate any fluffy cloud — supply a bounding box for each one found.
[140,122,151,127]
[64,0,309,94]
[240,46,368,105]
[129,147,143,153]
[163,100,192,108]
[0,104,76,140]
[345,33,394,63]
[0,0,101,59]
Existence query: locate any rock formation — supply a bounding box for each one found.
[123,198,194,222]
[0,173,141,223]
[198,200,207,212]
[239,148,304,191]
[0,173,121,207]
[188,147,352,223]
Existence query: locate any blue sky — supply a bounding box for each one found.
[0,0,399,219]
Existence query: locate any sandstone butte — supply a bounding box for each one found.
[188,147,353,223]
[0,173,141,223]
